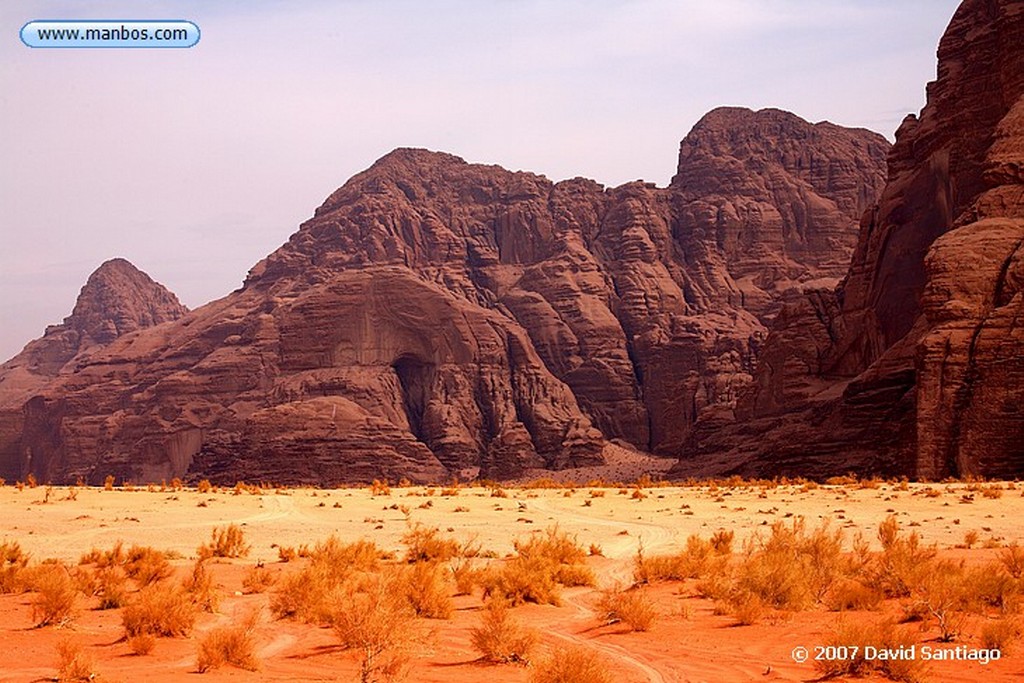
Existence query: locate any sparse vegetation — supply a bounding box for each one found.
[597,584,657,631]
[471,597,536,664]
[30,564,78,627]
[196,610,261,672]
[122,583,197,638]
[530,645,612,683]
[330,571,420,683]
[198,524,250,559]
[814,618,926,682]
[55,638,95,681]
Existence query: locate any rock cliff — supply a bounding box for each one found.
[674,0,1024,479]
[0,110,888,485]
[0,259,187,480]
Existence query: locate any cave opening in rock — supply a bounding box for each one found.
[393,355,434,442]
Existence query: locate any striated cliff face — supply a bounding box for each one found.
[0,259,187,480]
[0,108,888,485]
[676,0,1024,480]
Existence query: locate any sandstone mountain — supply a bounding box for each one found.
[0,109,888,485]
[0,259,187,479]
[673,0,1024,480]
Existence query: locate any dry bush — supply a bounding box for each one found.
[868,515,937,598]
[734,518,843,611]
[127,633,156,655]
[31,564,78,627]
[814,618,926,682]
[196,610,260,673]
[197,479,213,493]
[242,564,276,594]
[122,583,197,638]
[400,561,453,618]
[471,598,536,664]
[55,638,95,681]
[96,565,130,609]
[277,545,298,562]
[981,617,1021,653]
[710,529,734,554]
[480,555,561,606]
[726,592,767,626]
[826,578,883,612]
[330,571,420,683]
[401,523,460,563]
[912,560,973,642]
[0,540,29,593]
[450,556,480,596]
[370,479,391,496]
[198,524,250,559]
[597,585,657,631]
[530,645,612,683]
[481,527,594,606]
[999,542,1024,579]
[124,545,173,585]
[633,535,717,583]
[965,562,1018,610]
[271,537,383,623]
[184,559,220,612]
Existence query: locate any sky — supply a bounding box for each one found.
[1,0,963,362]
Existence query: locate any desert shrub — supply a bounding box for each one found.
[277,545,297,562]
[480,556,562,606]
[912,560,973,642]
[198,524,250,559]
[826,578,883,612]
[999,542,1024,579]
[124,545,173,585]
[196,610,260,672]
[55,638,95,681]
[633,535,716,583]
[242,564,276,594]
[867,516,937,598]
[710,529,735,555]
[400,561,453,619]
[31,564,78,627]
[96,566,130,609]
[450,556,479,596]
[471,598,535,664]
[481,527,593,606]
[122,583,197,637]
[401,523,460,563]
[0,540,29,593]
[965,562,1018,610]
[197,479,212,493]
[370,479,391,496]
[271,537,384,623]
[530,645,612,683]
[814,618,926,682]
[981,617,1021,653]
[727,592,767,626]
[183,559,220,613]
[734,519,842,611]
[330,571,420,683]
[597,585,657,631]
[127,633,156,655]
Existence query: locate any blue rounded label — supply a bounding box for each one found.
[21,20,200,49]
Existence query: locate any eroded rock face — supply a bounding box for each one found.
[0,259,187,480]
[676,0,1024,480]
[0,108,888,485]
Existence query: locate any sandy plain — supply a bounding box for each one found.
[1,471,1023,683]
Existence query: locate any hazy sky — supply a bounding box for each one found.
[1,0,962,362]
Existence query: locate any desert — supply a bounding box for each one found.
[2,463,1024,682]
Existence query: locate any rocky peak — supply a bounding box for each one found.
[63,258,188,346]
